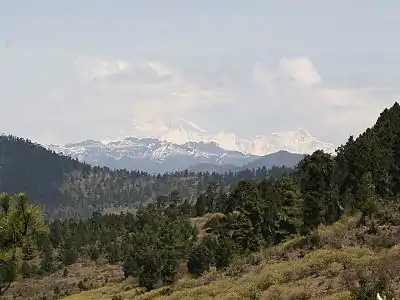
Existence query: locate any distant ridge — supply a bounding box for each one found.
[48,119,334,173]
[188,150,304,173]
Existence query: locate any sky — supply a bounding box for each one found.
[1,0,400,145]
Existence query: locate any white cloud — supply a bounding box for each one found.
[74,56,132,81]
[250,57,395,141]
[39,56,231,143]
[37,56,396,145]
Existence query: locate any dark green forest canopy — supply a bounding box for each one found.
[333,101,400,199]
[0,135,292,218]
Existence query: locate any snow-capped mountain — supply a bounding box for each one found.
[48,118,335,173]
[128,117,208,144]
[49,138,257,173]
[126,117,335,155]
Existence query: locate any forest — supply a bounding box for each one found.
[3,103,400,299]
[0,134,292,218]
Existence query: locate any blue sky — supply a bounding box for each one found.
[1,0,400,145]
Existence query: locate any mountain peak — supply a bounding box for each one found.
[295,127,313,137]
[125,118,335,155]
[130,117,208,145]
[52,118,334,163]
[47,118,335,173]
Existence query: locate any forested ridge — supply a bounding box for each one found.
[3,103,400,299]
[0,135,292,218]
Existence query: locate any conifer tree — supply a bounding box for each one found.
[0,193,47,295]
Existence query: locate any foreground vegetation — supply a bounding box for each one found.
[3,102,400,299]
[61,216,400,300]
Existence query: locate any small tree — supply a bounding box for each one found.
[0,193,47,295]
[137,254,159,291]
[195,194,206,217]
[89,246,100,261]
[62,246,78,266]
[187,244,213,276]
[123,255,138,279]
[21,261,32,279]
[214,237,233,270]
[40,244,55,273]
[355,172,380,225]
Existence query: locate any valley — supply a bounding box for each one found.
[1,103,400,299]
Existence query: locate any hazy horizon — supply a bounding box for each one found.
[1,1,400,145]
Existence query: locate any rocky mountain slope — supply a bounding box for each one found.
[48,138,256,173]
[48,118,335,173]
[188,150,305,173]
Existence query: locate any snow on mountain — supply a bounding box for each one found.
[128,117,335,155]
[48,137,255,174]
[239,128,336,156]
[47,118,335,173]
[130,117,208,145]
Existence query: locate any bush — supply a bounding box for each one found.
[123,256,138,279]
[53,285,61,295]
[77,280,89,292]
[352,276,393,300]
[187,244,213,276]
[62,247,78,266]
[21,261,33,279]
[159,287,173,296]
[89,246,100,261]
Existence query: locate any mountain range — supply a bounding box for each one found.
[0,134,294,218]
[48,118,335,173]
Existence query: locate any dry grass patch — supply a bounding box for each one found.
[6,261,124,299]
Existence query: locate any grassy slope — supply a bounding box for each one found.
[61,216,400,300]
[8,215,400,300]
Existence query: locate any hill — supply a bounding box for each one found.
[0,136,292,218]
[240,150,304,170]
[6,212,400,300]
[188,151,304,173]
[333,101,400,202]
[187,162,238,173]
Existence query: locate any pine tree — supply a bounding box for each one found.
[214,237,233,270]
[40,244,55,273]
[355,172,380,225]
[195,194,206,217]
[0,193,47,295]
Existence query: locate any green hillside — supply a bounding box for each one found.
[0,135,291,218]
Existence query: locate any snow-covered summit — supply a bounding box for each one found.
[126,118,335,156]
[47,118,335,173]
[130,117,208,145]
